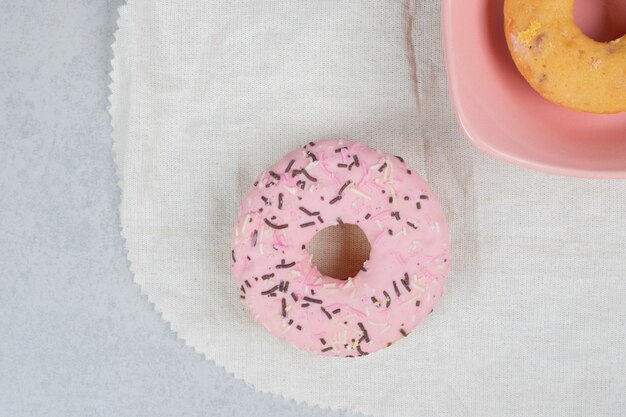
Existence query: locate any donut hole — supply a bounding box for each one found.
[307,224,371,280]
[574,0,626,42]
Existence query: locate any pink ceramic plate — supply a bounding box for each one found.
[442,0,626,178]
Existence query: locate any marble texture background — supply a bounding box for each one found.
[0,2,358,416]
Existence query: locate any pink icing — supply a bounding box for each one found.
[231,140,451,356]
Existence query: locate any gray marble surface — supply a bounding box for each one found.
[0,2,359,416]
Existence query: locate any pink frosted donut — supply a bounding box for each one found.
[232,140,450,356]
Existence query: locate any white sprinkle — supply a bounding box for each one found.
[259,244,264,254]
[286,186,298,195]
[381,325,391,334]
[367,320,387,327]
[401,295,420,306]
[349,187,372,200]
[375,220,383,230]
[323,283,337,289]
[432,221,440,232]
[241,214,250,233]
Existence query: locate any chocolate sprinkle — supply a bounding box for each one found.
[240,285,245,293]
[320,306,332,319]
[332,308,341,314]
[261,273,274,280]
[317,216,324,223]
[388,229,393,236]
[292,168,318,182]
[278,193,284,209]
[378,162,387,172]
[261,285,279,295]
[246,256,251,261]
[264,218,288,230]
[301,303,310,308]
[393,281,401,297]
[416,299,421,307]
[406,221,417,229]
[231,250,236,263]
[383,290,391,308]
[296,325,302,331]
[416,202,422,210]
[245,280,251,288]
[338,180,351,195]
[309,141,315,147]
[251,229,258,247]
[407,169,412,175]
[306,151,318,162]
[281,298,287,317]
[329,196,342,205]
[335,147,348,153]
[336,217,344,226]
[395,155,405,162]
[320,338,327,345]
[401,273,412,292]
[337,163,348,168]
[269,171,281,180]
[288,319,294,325]
[276,261,296,269]
[300,221,316,228]
[299,206,320,216]
[371,296,379,305]
[389,196,393,204]
[282,281,289,293]
[360,266,367,272]
[357,322,370,343]
[391,211,400,220]
[420,195,429,200]
[365,213,371,220]
[353,155,360,167]
[291,292,298,301]
[303,296,322,304]
[240,295,245,299]
[321,346,333,352]
[348,162,355,171]
[356,345,368,356]
[400,328,408,337]
[284,159,295,173]
[278,281,284,292]
[404,196,410,201]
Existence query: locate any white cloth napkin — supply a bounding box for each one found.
[110,1,626,416]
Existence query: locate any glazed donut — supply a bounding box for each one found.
[504,0,626,114]
[231,140,450,356]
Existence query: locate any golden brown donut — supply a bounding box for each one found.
[504,0,626,114]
